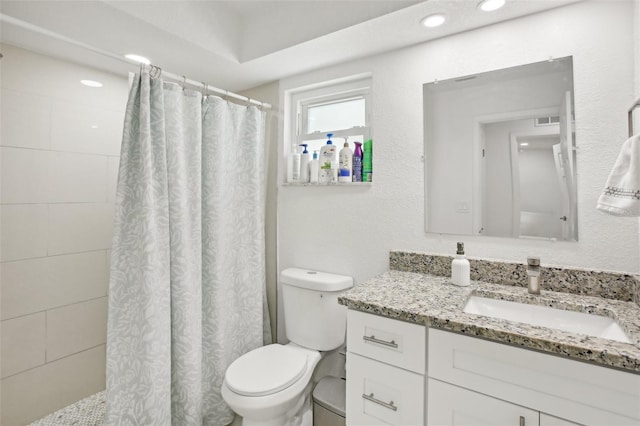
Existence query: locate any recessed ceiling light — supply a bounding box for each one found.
[125,54,151,65]
[478,0,506,12]
[520,142,529,146]
[80,80,103,88]
[421,14,447,28]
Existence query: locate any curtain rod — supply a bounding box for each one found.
[0,13,272,110]
[144,65,271,109]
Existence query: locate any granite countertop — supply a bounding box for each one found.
[338,270,640,373]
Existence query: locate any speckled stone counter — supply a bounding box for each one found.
[338,270,640,373]
[389,251,639,302]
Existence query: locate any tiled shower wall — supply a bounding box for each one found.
[0,44,128,425]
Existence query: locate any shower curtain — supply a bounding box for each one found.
[106,72,270,425]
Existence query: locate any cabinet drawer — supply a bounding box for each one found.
[428,378,539,426]
[346,352,424,426]
[428,329,640,426]
[347,309,426,374]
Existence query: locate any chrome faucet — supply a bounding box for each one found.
[526,257,541,295]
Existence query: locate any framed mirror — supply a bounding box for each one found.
[424,57,576,241]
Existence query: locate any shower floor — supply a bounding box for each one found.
[29,391,105,426]
[28,391,243,425]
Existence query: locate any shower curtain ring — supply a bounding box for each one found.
[150,65,161,79]
[181,75,187,90]
[201,82,207,96]
[246,97,253,108]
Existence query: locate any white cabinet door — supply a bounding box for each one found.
[347,309,426,374]
[540,413,584,426]
[346,352,424,426]
[427,379,538,426]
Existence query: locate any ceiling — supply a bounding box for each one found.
[0,0,582,92]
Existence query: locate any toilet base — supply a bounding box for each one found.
[241,404,312,426]
[240,382,313,426]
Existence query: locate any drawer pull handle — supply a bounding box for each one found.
[519,416,525,426]
[363,335,398,348]
[362,393,398,412]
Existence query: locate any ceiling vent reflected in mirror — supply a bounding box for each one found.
[535,116,561,126]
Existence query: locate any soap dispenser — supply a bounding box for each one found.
[299,144,311,183]
[451,242,470,287]
[309,150,319,183]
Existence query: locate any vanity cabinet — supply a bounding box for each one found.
[345,310,426,425]
[428,378,540,426]
[428,329,640,426]
[428,379,582,426]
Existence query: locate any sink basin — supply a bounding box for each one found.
[463,295,631,343]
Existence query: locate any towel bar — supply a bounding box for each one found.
[629,97,640,137]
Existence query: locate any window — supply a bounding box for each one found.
[289,76,372,159]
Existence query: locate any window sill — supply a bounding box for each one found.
[282,182,372,187]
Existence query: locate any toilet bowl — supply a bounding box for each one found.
[221,268,353,426]
[221,343,321,426]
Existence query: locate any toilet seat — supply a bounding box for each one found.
[225,344,308,397]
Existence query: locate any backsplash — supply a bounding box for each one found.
[389,251,639,303]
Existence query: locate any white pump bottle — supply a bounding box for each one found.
[451,242,470,287]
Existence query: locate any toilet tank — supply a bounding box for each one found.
[281,268,353,351]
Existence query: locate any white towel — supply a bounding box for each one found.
[596,134,640,217]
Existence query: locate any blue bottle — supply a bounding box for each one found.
[352,141,363,182]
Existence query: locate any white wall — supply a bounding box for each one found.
[240,81,280,342]
[276,1,639,340]
[0,44,128,424]
[635,0,640,254]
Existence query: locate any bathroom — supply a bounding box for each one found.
[1,0,639,425]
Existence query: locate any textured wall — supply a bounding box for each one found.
[0,44,128,424]
[240,81,281,342]
[276,1,638,340]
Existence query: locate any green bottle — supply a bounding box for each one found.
[363,139,373,182]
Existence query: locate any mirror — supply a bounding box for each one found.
[424,57,576,241]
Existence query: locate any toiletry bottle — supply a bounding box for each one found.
[299,144,311,183]
[451,242,470,287]
[287,143,296,183]
[292,145,301,183]
[363,139,373,182]
[339,139,353,183]
[352,141,363,182]
[309,150,319,183]
[319,133,337,184]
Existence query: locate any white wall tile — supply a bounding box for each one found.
[51,101,124,156]
[46,297,107,362]
[0,345,105,426]
[107,156,120,203]
[0,147,50,204]
[1,44,129,111]
[48,204,114,255]
[0,88,51,150]
[1,251,109,320]
[0,204,48,262]
[1,313,46,378]
[47,151,108,203]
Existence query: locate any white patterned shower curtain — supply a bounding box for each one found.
[106,72,271,425]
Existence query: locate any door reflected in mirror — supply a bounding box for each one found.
[424,57,576,241]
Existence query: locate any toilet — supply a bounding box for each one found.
[221,268,353,426]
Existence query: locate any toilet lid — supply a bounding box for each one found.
[225,344,308,397]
